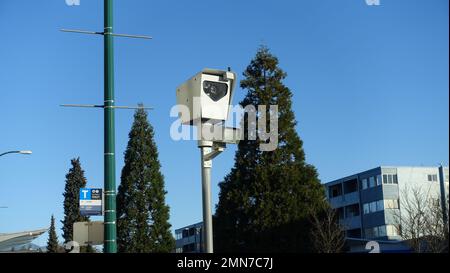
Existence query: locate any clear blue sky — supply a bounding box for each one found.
[0,0,448,247]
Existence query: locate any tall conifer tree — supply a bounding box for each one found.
[215,46,326,252]
[61,158,89,244]
[47,215,59,253]
[117,107,174,253]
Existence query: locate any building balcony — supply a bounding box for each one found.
[329,191,360,208]
[340,215,362,230]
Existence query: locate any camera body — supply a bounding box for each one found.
[176,68,237,125]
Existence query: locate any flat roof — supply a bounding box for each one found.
[175,222,203,233]
[324,165,448,186]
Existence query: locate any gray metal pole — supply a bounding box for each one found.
[438,165,448,232]
[200,146,214,253]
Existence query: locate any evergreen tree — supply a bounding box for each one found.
[61,158,89,244]
[117,107,175,253]
[47,215,59,253]
[215,46,326,252]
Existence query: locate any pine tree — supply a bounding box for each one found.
[117,107,175,253]
[214,46,326,252]
[47,215,59,253]
[61,158,89,244]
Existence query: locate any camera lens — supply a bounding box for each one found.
[203,81,228,102]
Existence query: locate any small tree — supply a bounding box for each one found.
[310,205,346,253]
[47,215,59,253]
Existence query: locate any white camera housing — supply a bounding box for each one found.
[176,68,237,125]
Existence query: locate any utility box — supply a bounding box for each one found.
[176,68,237,125]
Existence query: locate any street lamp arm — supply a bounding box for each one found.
[0,150,32,157]
[0,151,20,157]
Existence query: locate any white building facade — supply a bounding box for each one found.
[325,166,449,242]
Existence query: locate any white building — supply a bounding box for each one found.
[325,165,449,251]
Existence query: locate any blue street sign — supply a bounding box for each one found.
[79,188,103,216]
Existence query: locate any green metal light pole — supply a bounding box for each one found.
[60,0,151,253]
[104,0,117,253]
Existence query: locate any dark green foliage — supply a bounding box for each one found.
[61,158,89,244]
[214,46,327,253]
[117,107,175,253]
[47,215,59,253]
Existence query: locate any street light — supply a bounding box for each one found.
[0,151,33,157]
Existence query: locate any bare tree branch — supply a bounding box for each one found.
[393,186,448,253]
[310,206,346,253]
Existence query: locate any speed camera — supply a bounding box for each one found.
[176,68,237,125]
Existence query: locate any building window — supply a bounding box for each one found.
[182,229,189,238]
[364,199,392,214]
[386,225,399,236]
[369,177,375,188]
[383,174,398,185]
[365,227,380,239]
[344,179,358,194]
[189,228,196,236]
[376,174,382,186]
[427,174,438,182]
[363,203,370,215]
[376,200,384,211]
[362,176,381,190]
[329,184,343,198]
[362,179,368,190]
[345,204,360,218]
[183,243,196,253]
[365,225,393,239]
[378,226,387,237]
[384,199,399,209]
